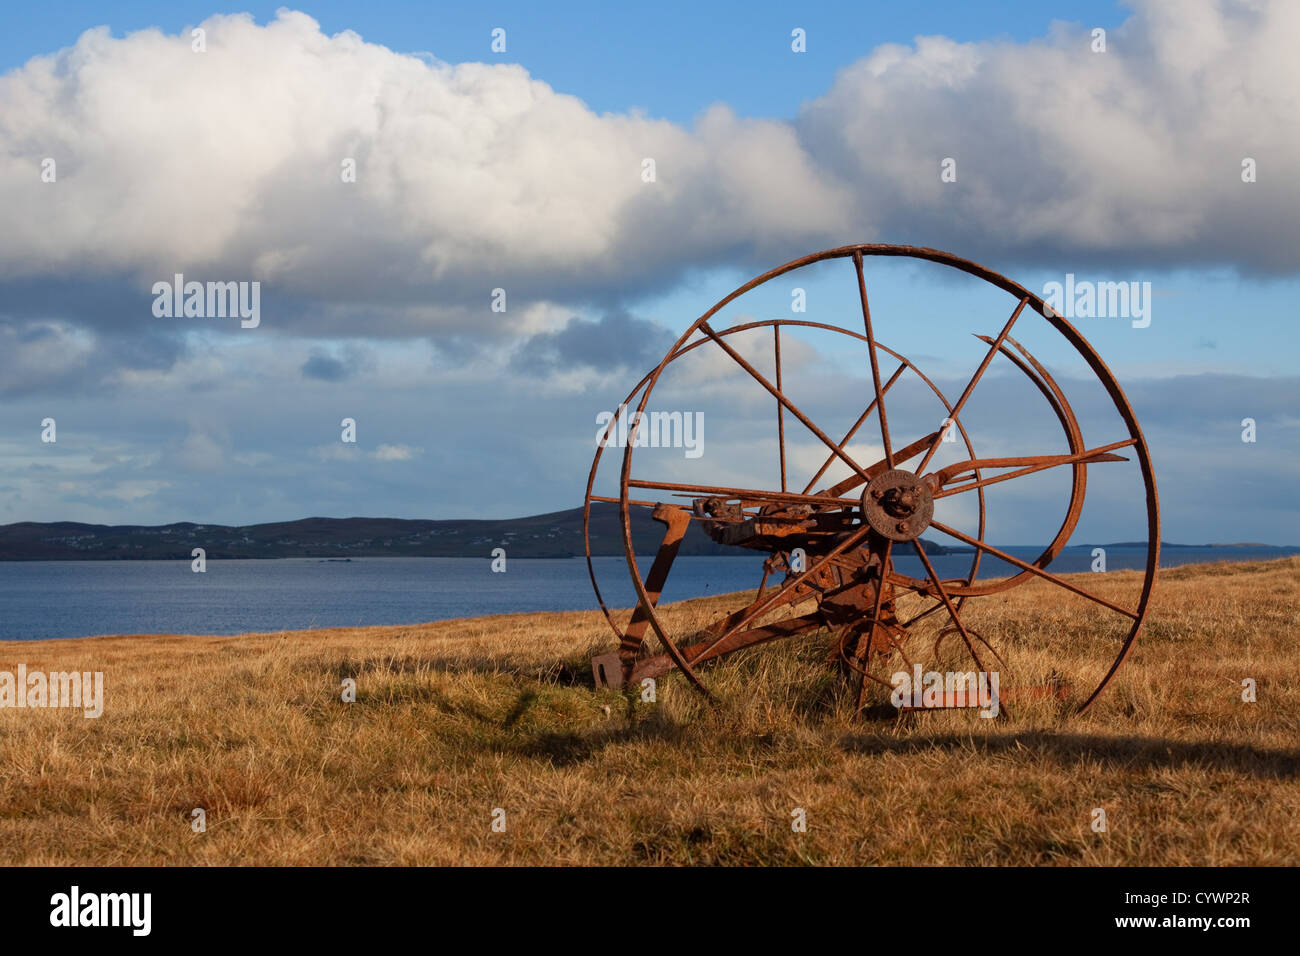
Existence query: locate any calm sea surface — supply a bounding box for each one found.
[0,546,1293,640]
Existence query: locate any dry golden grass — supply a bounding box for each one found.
[1,556,1297,865]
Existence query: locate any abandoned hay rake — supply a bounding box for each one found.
[584,244,1159,716]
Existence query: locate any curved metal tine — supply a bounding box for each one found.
[698,320,874,487]
[932,438,1137,499]
[911,539,1010,718]
[853,251,894,467]
[928,519,1140,620]
[839,636,900,689]
[899,592,960,628]
[933,625,1006,668]
[975,333,1068,427]
[914,296,1030,477]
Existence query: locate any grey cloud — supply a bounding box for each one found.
[300,344,375,382]
[0,318,187,397]
[510,310,676,376]
[302,354,350,382]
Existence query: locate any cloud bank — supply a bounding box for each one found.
[0,0,1294,347]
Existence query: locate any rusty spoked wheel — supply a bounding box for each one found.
[584,244,1159,717]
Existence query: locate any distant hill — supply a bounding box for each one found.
[0,504,954,560]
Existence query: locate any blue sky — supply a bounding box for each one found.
[2,1,1137,121]
[0,1,1296,545]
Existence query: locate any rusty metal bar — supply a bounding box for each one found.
[698,320,873,486]
[928,519,1140,620]
[775,324,787,493]
[853,250,894,467]
[914,296,1029,476]
[802,362,907,496]
[929,439,1136,498]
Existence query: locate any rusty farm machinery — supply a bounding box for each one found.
[584,244,1159,716]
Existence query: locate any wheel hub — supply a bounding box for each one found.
[862,469,934,541]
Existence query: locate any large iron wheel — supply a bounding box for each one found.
[584,244,1159,716]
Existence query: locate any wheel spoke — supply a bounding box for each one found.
[928,519,1140,620]
[914,296,1029,475]
[854,538,893,711]
[774,325,787,493]
[801,362,907,495]
[912,539,1004,715]
[853,251,894,467]
[699,320,873,485]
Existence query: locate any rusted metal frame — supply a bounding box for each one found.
[588,245,1157,714]
[673,335,988,653]
[697,320,874,487]
[853,250,895,467]
[703,574,812,642]
[592,496,768,527]
[775,325,787,493]
[589,494,667,509]
[930,439,1136,498]
[626,478,858,510]
[614,611,829,685]
[584,318,864,648]
[688,613,822,664]
[801,362,907,496]
[927,519,1140,620]
[617,505,693,682]
[685,523,875,668]
[914,296,1030,477]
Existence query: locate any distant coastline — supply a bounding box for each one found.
[0,505,952,559]
[0,505,1293,561]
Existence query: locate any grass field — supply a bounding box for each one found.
[1,556,1297,865]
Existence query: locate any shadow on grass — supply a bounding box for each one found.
[838,731,1300,779]
[507,721,688,767]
